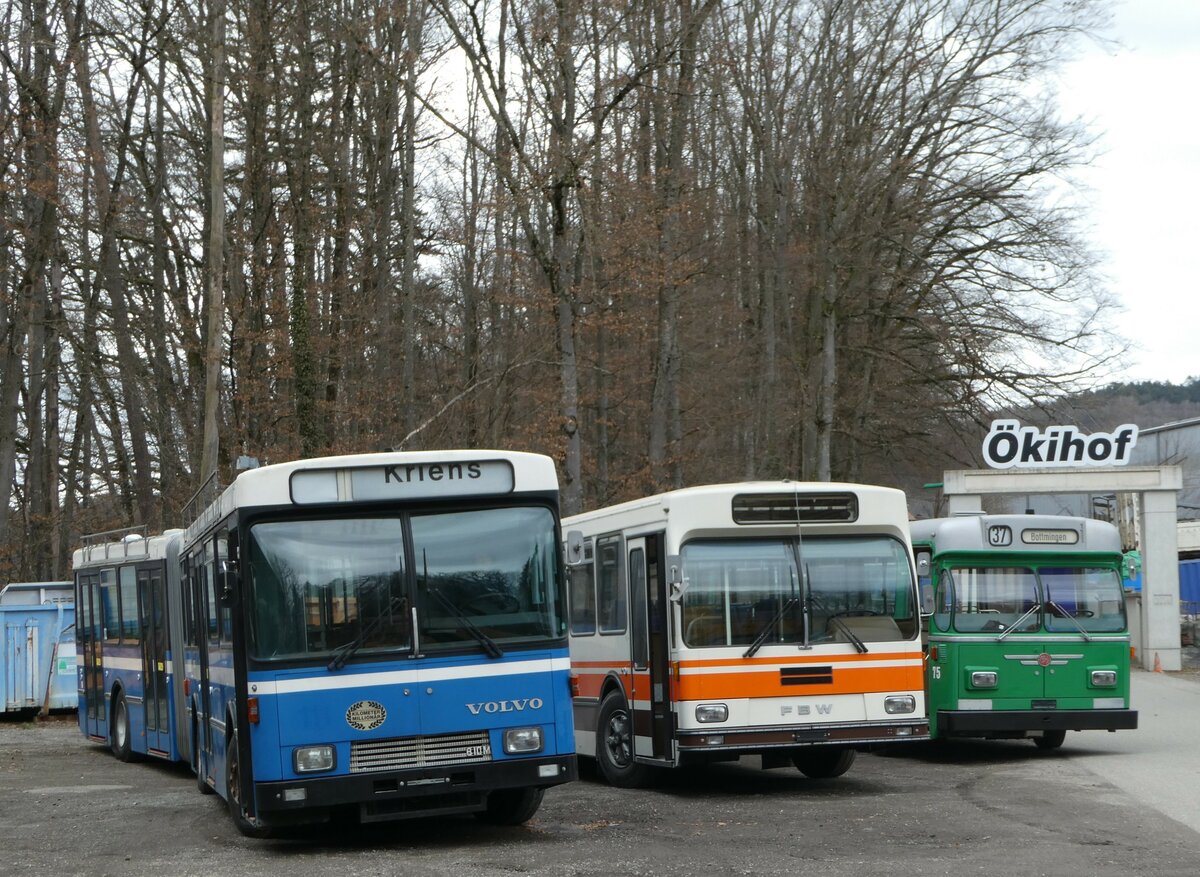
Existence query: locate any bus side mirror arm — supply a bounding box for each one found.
[666,555,686,602]
[218,559,238,607]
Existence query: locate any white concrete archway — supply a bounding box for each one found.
[941,465,1183,671]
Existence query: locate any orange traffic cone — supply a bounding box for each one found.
[1153,652,1162,673]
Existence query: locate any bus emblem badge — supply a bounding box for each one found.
[1037,653,1052,668]
[346,700,387,731]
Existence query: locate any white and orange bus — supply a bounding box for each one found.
[564,482,929,786]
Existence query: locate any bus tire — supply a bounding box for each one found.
[226,729,273,838]
[792,746,856,779]
[475,786,545,826]
[110,690,135,762]
[596,691,652,788]
[193,713,213,795]
[1033,730,1066,750]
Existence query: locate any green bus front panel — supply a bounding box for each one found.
[927,637,1136,738]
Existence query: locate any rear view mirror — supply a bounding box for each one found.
[915,550,931,579]
[920,583,935,616]
[565,530,585,566]
[666,555,686,601]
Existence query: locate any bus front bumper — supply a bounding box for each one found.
[253,754,577,823]
[938,709,1138,736]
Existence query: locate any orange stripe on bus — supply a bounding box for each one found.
[676,664,924,700]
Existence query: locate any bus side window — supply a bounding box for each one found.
[204,541,219,642]
[100,568,120,643]
[568,546,596,636]
[119,565,140,643]
[933,575,952,632]
[597,536,626,634]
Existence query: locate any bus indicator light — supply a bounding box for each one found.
[247,697,259,724]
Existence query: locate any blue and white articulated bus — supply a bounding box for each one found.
[74,451,576,836]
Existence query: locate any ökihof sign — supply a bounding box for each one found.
[982,420,1139,469]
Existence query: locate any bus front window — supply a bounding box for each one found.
[1041,567,1127,633]
[247,518,410,661]
[680,536,917,648]
[413,506,565,651]
[948,566,1039,634]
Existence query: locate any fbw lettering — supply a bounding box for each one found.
[982,420,1137,470]
[780,704,834,717]
[383,462,483,484]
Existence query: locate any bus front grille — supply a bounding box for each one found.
[350,731,493,774]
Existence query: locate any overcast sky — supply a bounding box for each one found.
[1057,0,1200,386]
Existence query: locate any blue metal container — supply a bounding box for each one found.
[1,582,76,714]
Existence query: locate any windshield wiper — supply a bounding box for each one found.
[744,597,798,659]
[1046,600,1092,642]
[428,587,504,659]
[996,603,1042,641]
[328,594,408,671]
[828,615,869,653]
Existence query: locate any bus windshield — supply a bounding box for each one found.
[680,536,917,648]
[947,566,1040,633]
[247,506,564,662]
[1041,566,1126,633]
[413,506,564,652]
[945,564,1126,634]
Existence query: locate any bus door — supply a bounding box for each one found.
[138,567,170,754]
[193,552,216,783]
[77,573,107,740]
[628,535,672,762]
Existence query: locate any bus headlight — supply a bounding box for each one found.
[695,703,729,723]
[503,726,543,754]
[970,671,998,689]
[883,695,916,714]
[1091,670,1118,687]
[293,745,335,773]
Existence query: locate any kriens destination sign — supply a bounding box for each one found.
[982,420,1138,470]
[291,459,515,503]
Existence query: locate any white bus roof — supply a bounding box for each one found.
[183,450,558,546]
[564,481,911,540]
[910,514,1121,555]
[72,530,184,571]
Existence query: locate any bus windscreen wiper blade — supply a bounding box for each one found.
[996,602,1042,641]
[428,587,504,659]
[1046,599,1092,641]
[743,597,798,659]
[328,594,408,671]
[828,616,869,653]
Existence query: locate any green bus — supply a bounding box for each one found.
[911,514,1137,750]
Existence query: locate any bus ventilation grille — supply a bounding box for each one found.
[349,731,493,774]
[780,666,834,685]
[732,493,859,524]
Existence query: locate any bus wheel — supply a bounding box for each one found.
[110,691,134,762]
[1033,730,1066,750]
[226,730,273,838]
[475,787,545,825]
[792,747,856,779]
[596,691,651,788]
